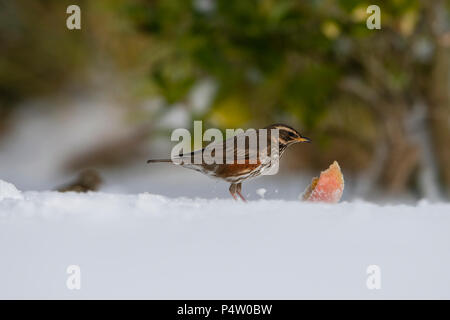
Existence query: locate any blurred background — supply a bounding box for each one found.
[0,0,449,201]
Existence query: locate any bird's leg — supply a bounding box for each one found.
[236,183,247,202]
[229,183,238,201]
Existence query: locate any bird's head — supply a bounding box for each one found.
[266,124,311,146]
[265,124,311,155]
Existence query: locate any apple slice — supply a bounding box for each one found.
[301,161,344,203]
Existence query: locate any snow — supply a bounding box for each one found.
[256,188,267,199]
[1,179,450,299]
[0,179,23,201]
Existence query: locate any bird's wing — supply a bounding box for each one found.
[176,130,261,163]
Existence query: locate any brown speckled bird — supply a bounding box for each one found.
[57,169,102,193]
[147,124,310,201]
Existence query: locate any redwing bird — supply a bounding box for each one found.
[147,124,310,201]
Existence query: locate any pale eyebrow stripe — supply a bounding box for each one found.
[273,126,297,135]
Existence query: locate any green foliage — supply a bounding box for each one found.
[126,1,340,127]
[0,0,87,107]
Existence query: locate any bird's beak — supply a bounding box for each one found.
[297,136,311,143]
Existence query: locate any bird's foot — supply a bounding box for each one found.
[237,190,247,202]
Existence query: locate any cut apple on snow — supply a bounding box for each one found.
[301,161,344,203]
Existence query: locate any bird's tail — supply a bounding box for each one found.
[146,159,173,164]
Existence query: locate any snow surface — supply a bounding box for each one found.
[0,180,23,201]
[1,179,450,299]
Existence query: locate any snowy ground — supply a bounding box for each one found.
[1,179,450,299]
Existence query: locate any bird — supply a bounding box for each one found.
[56,169,103,193]
[147,124,310,201]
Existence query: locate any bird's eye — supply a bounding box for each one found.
[287,131,297,139]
